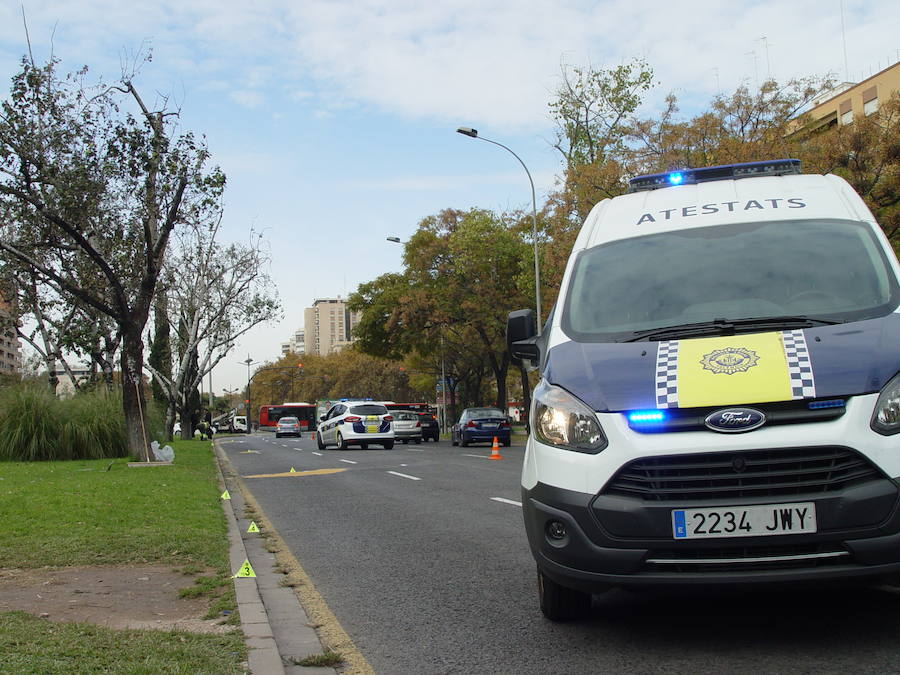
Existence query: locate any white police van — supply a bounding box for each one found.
[507,159,900,620]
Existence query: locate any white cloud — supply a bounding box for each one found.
[8,0,898,128]
[228,89,264,108]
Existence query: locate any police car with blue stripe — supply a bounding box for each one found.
[507,159,900,620]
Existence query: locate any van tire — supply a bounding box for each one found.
[538,569,591,622]
[336,432,348,451]
[383,441,394,449]
[316,433,326,450]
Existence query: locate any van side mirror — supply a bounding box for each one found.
[507,309,539,365]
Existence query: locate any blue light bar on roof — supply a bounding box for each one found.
[627,159,802,193]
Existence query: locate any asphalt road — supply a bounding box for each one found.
[220,432,900,674]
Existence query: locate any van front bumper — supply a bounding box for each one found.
[523,480,900,593]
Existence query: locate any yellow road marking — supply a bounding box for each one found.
[243,467,348,479]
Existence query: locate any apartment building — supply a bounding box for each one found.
[0,294,21,374]
[797,61,899,133]
[303,297,360,356]
[52,367,91,398]
[280,328,305,356]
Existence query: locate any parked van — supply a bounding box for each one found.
[508,159,900,620]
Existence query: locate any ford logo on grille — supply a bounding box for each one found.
[704,408,766,433]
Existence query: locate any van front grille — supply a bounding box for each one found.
[604,446,881,502]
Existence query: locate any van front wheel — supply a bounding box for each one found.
[537,569,591,622]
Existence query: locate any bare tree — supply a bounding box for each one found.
[146,219,280,439]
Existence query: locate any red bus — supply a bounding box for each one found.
[382,402,432,414]
[258,402,317,432]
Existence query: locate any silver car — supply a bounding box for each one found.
[392,410,422,444]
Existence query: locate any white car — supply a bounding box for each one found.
[317,401,394,450]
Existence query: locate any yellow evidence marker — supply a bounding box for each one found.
[233,559,256,578]
[247,521,260,533]
[220,489,231,500]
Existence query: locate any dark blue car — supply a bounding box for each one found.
[451,407,511,447]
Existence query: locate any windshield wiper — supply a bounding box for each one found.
[621,315,843,342]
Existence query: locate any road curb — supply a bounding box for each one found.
[214,443,286,675]
[215,440,349,674]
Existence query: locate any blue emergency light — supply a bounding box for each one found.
[628,410,667,425]
[808,399,845,410]
[627,159,802,193]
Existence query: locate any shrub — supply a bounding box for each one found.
[0,384,130,461]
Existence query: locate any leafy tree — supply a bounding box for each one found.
[798,93,900,246]
[549,58,654,222]
[0,55,224,459]
[629,76,833,172]
[351,208,532,412]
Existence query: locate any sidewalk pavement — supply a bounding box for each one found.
[214,443,336,675]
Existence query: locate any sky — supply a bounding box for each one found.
[1,0,898,393]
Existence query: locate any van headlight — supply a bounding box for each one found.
[872,372,900,435]
[532,380,607,453]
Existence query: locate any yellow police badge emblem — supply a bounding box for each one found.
[700,347,760,375]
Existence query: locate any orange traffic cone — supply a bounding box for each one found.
[488,436,503,460]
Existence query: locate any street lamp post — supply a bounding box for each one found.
[241,355,258,433]
[456,126,542,334]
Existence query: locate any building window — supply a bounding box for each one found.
[864,97,878,116]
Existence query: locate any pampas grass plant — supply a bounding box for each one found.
[0,384,131,461]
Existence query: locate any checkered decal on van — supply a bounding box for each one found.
[782,329,817,399]
[655,340,680,408]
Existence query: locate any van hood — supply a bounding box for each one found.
[543,314,900,412]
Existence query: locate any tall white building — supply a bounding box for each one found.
[303,297,360,356]
[280,328,305,356]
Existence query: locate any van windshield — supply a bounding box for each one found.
[563,219,899,341]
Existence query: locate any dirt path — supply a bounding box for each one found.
[0,564,235,634]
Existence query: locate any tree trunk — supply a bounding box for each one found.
[46,355,59,395]
[178,396,195,440]
[120,329,151,461]
[164,402,177,440]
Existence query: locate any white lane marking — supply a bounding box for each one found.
[491,497,522,507]
[387,471,421,481]
[312,452,323,456]
[462,454,488,459]
[340,459,357,464]
[400,464,407,467]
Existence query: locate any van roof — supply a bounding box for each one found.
[578,173,875,250]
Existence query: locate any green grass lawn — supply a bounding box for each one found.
[0,440,246,672]
[0,611,246,674]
